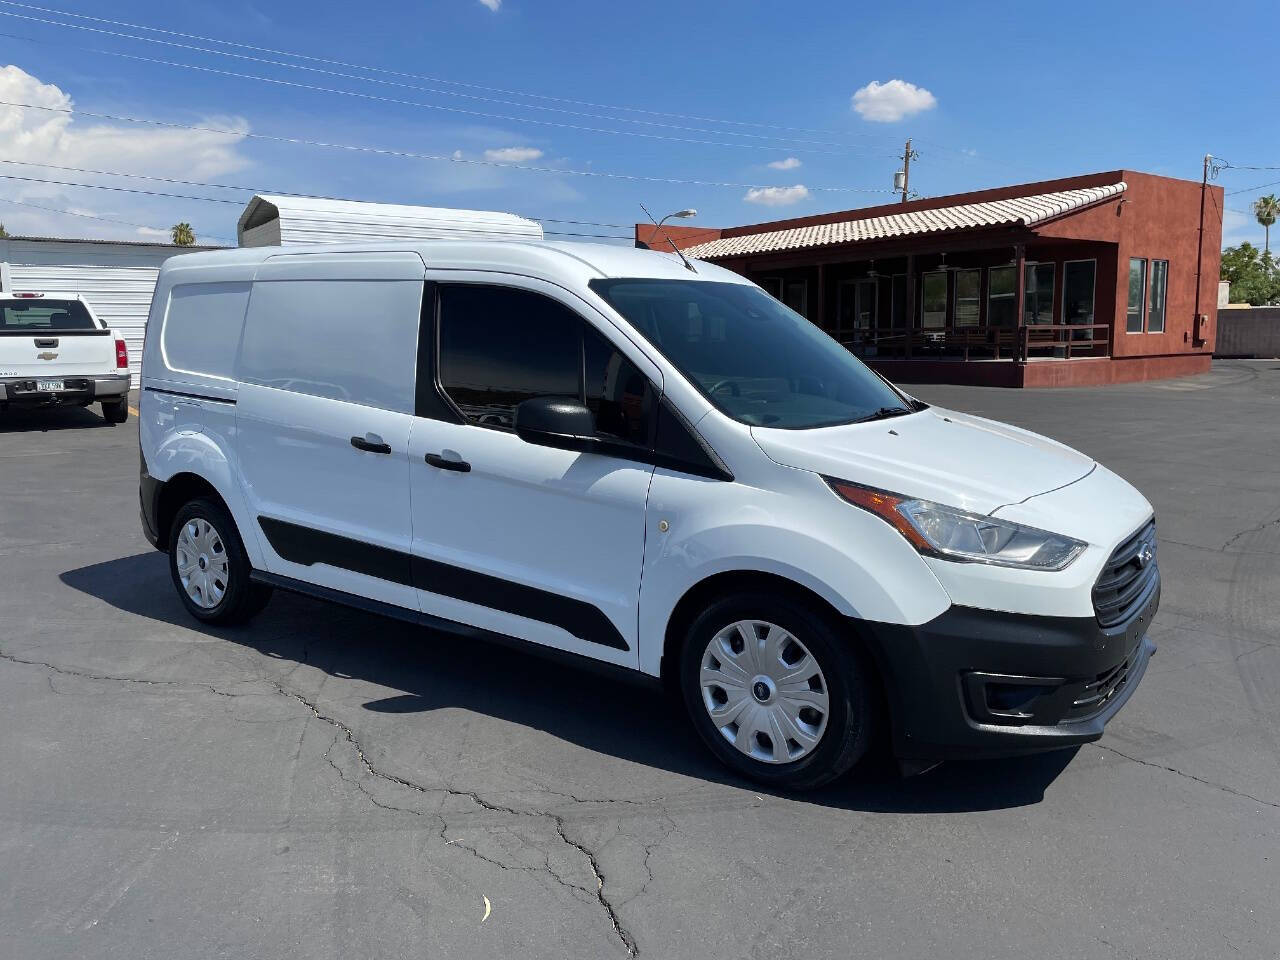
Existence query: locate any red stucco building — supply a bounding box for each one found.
[636,171,1222,387]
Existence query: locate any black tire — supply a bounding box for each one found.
[168,498,272,624]
[679,592,876,790]
[101,398,129,423]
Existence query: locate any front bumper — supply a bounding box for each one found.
[861,569,1159,760]
[0,373,130,407]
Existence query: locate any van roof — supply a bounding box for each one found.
[157,239,750,285]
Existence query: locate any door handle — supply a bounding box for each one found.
[350,435,392,454]
[425,452,471,472]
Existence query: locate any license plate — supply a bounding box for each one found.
[36,379,64,392]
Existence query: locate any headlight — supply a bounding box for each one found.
[827,479,1086,571]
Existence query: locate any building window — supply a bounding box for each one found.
[1126,258,1147,333]
[988,265,1016,327]
[760,277,783,300]
[1063,260,1096,341]
[954,269,981,327]
[1148,259,1168,333]
[1024,262,1055,324]
[921,272,947,328]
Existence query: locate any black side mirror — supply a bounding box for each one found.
[514,397,599,453]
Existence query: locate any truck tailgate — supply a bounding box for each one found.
[0,330,116,377]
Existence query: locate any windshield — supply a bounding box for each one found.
[0,299,98,332]
[590,278,914,429]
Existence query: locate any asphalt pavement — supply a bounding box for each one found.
[1,361,1277,959]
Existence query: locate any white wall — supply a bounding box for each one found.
[0,238,206,377]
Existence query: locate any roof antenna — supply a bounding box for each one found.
[640,203,698,273]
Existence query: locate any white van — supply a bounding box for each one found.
[138,241,1159,788]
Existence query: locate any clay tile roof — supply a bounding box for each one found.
[683,182,1127,260]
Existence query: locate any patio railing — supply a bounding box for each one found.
[838,324,1111,363]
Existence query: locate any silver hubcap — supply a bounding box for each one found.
[699,619,830,764]
[176,517,229,609]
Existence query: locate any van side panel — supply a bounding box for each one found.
[140,263,258,561]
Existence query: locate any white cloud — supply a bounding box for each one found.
[135,226,170,238]
[0,64,251,239]
[483,146,544,163]
[477,0,501,10]
[767,157,801,170]
[744,184,809,207]
[851,79,937,123]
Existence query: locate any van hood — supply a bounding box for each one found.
[750,407,1095,515]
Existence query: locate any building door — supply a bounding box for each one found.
[837,279,878,342]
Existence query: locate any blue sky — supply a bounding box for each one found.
[0,0,1276,247]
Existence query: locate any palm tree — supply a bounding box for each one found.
[1254,195,1279,254]
[0,222,8,238]
[170,222,196,246]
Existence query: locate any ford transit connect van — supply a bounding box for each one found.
[138,241,1159,789]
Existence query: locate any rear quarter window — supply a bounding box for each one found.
[161,282,252,380]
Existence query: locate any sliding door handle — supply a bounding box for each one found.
[425,452,471,472]
[350,435,392,454]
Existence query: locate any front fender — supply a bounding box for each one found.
[637,466,952,677]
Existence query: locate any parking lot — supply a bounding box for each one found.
[2,360,1277,960]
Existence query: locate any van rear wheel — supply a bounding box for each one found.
[679,592,874,790]
[168,498,271,624]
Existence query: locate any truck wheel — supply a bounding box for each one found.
[168,498,271,624]
[679,592,875,790]
[101,398,129,423]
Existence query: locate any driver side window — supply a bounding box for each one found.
[437,283,656,446]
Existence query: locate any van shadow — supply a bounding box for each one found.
[0,404,115,432]
[61,552,1078,814]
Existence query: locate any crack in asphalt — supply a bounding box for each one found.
[1221,515,1280,552]
[281,683,641,955]
[553,820,638,957]
[1091,743,1280,811]
[1,646,641,957]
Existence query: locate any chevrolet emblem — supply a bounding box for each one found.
[37,351,58,361]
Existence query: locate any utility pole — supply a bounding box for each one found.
[1193,152,1210,343]
[897,139,918,204]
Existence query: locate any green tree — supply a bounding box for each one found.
[0,222,8,238]
[170,222,195,246]
[1221,242,1280,305]
[1254,195,1279,255]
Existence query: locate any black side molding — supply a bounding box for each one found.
[256,516,629,651]
[249,569,657,691]
[144,386,236,405]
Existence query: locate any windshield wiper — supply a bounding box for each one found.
[854,406,913,423]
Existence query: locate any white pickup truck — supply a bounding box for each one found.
[0,292,131,422]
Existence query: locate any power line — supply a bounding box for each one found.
[1227,177,1280,197]
[0,158,637,231]
[0,193,233,242]
[0,100,897,195]
[0,6,883,153]
[0,28,868,157]
[0,171,243,203]
[0,0,887,141]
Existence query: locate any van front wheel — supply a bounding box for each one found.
[168,498,271,624]
[679,593,874,790]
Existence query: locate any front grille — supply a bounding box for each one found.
[1064,657,1132,720]
[1093,521,1158,627]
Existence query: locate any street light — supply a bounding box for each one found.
[657,208,697,229]
[640,204,699,273]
